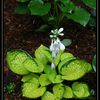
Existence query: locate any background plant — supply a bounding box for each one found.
[92,54,96,72]
[4,82,16,94]
[15,0,96,32]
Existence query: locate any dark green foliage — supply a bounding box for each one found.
[92,54,96,72]
[82,0,96,9]
[14,0,96,32]
[4,82,15,94]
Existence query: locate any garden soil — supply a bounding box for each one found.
[4,0,96,100]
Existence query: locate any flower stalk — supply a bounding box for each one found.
[50,28,65,69]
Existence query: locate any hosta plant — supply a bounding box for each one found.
[6,28,93,99]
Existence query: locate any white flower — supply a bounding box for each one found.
[56,38,65,50]
[51,29,58,34]
[50,28,65,69]
[50,40,54,51]
[51,30,54,33]
[51,28,64,36]
[59,33,64,36]
[50,40,59,53]
[59,42,65,50]
[58,28,64,36]
[50,38,65,54]
[58,28,64,33]
[52,51,56,58]
[50,35,53,38]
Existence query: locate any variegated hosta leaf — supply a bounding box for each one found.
[41,91,60,100]
[22,83,46,98]
[35,45,52,65]
[23,58,44,73]
[39,74,51,86]
[58,57,76,73]
[48,68,57,83]
[21,73,39,87]
[6,50,31,75]
[53,75,63,83]
[58,57,92,80]
[60,52,74,61]
[47,68,63,83]
[63,85,73,98]
[72,82,90,98]
[53,83,64,99]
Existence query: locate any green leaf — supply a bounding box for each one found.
[63,85,73,98]
[61,52,74,61]
[53,75,63,83]
[15,6,30,14]
[92,54,96,72]
[21,74,39,87]
[48,68,57,83]
[35,24,48,32]
[88,17,96,27]
[58,58,92,80]
[39,74,51,86]
[53,83,65,99]
[41,91,59,100]
[6,50,30,75]
[66,8,90,26]
[23,58,44,73]
[44,65,51,74]
[22,83,46,98]
[28,0,51,16]
[60,0,75,13]
[48,68,63,83]
[60,0,70,5]
[48,16,55,21]
[54,50,63,66]
[35,45,52,65]
[16,0,29,2]
[58,57,76,73]
[72,82,90,98]
[82,0,96,9]
[44,65,63,83]
[61,39,72,47]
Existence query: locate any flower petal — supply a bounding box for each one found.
[58,28,64,33]
[50,35,53,38]
[50,43,54,51]
[59,42,65,50]
[51,30,54,33]
[59,33,64,36]
[52,51,56,58]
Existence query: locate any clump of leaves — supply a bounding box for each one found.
[6,45,93,99]
[4,82,15,94]
[15,0,96,32]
